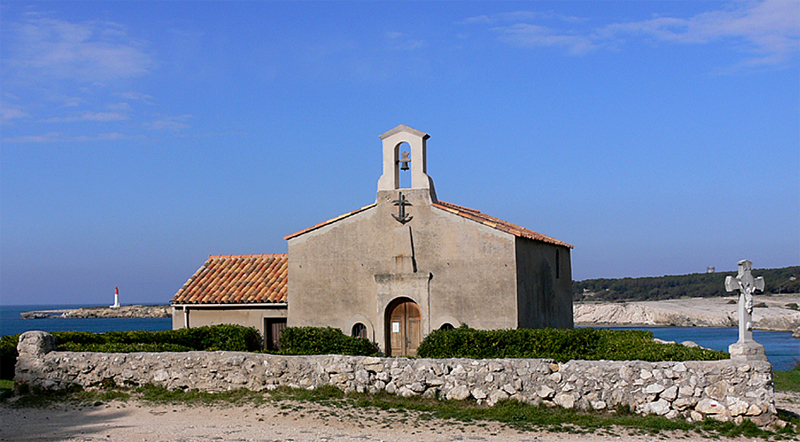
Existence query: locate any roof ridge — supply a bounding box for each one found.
[284,202,377,240]
[432,201,573,248]
[208,254,287,259]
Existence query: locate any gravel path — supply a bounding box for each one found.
[2,392,798,442]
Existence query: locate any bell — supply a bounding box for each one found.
[399,152,411,171]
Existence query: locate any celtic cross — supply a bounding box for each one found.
[725,259,765,344]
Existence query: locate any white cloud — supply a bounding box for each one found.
[2,131,130,143]
[107,102,132,111]
[463,1,799,68]
[604,0,799,67]
[6,17,156,84]
[42,112,129,123]
[462,11,585,26]
[1,106,30,123]
[494,23,600,55]
[144,114,194,131]
[117,91,155,103]
[385,31,425,51]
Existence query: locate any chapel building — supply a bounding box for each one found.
[171,125,574,356]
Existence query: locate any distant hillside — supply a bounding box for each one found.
[573,266,800,302]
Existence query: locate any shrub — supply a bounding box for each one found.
[278,326,381,356]
[0,324,263,380]
[0,334,20,380]
[417,327,728,362]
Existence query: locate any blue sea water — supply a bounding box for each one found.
[595,326,799,371]
[2,305,797,370]
[1,304,172,336]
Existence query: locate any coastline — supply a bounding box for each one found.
[20,305,171,320]
[574,293,800,335]
[17,295,800,336]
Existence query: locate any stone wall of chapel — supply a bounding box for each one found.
[515,239,574,329]
[287,188,519,352]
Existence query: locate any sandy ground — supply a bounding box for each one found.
[1,392,798,442]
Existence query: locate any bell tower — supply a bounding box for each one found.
[377,124,437,202]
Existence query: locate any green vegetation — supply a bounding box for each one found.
[277,326,381,356]
[0,324,262,380]
[417,326,728,362]
[3,383,796,439]
[774,364,800,392]
[574,266,800,302]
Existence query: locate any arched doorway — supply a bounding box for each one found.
[386,298,421,356]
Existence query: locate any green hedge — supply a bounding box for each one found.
[0,324,262,380]
[277,327,381,356]
[416,327,729,362]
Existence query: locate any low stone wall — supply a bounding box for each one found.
[15,331,776,426]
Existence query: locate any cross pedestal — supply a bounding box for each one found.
[725,260,767,362]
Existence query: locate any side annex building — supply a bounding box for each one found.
[171,125,574,356]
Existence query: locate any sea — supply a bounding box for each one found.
[2,304,798,371]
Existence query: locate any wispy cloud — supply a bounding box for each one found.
[385,31,425,51]
[107,102,132,112]
[143,114,194,131]
[494,23,600,55]
[42,112,129,123]
[604,0,799,68]
[2,131,130,143]
[6,16,156,84]
[1,106,30,124]
[461,11,586,26]
[463,0,799,68]
[116,91,155,103]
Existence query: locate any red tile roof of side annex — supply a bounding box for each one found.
[174,201,571,305]
[171,254,288,305]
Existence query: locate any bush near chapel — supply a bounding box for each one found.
[277,326,381,356]
[0,324,263,380]
[416,327,728,362]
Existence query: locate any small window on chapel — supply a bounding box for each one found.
[352,323,367,339]
[440,323,455,331]
[556,249,560,279]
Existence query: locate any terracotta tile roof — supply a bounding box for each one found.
[171,254,288,305]
[433,201,574,248]
[284,203,377,240]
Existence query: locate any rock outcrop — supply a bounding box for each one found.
[21,305,171,320]
[574,295,800,333]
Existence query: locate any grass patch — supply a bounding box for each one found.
[775,365,800,392]
[0,379,13,400]
[135,384,268,406]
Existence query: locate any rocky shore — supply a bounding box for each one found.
[21,305,171,319]
[574,294,800,336]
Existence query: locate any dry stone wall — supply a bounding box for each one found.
[16,331,776,426]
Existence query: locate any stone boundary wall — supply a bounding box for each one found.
[15,331,776,426]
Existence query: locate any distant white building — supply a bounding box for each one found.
[110,286,121,308]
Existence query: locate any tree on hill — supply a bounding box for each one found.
[573,266,800,302]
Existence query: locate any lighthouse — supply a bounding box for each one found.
[110,286,121,308]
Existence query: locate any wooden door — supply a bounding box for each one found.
[387,300,421,356]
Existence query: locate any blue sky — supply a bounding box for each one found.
[1,1,798,306]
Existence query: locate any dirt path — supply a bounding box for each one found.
[2,392,798,442]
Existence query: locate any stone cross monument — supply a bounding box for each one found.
[725,259,767,361]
